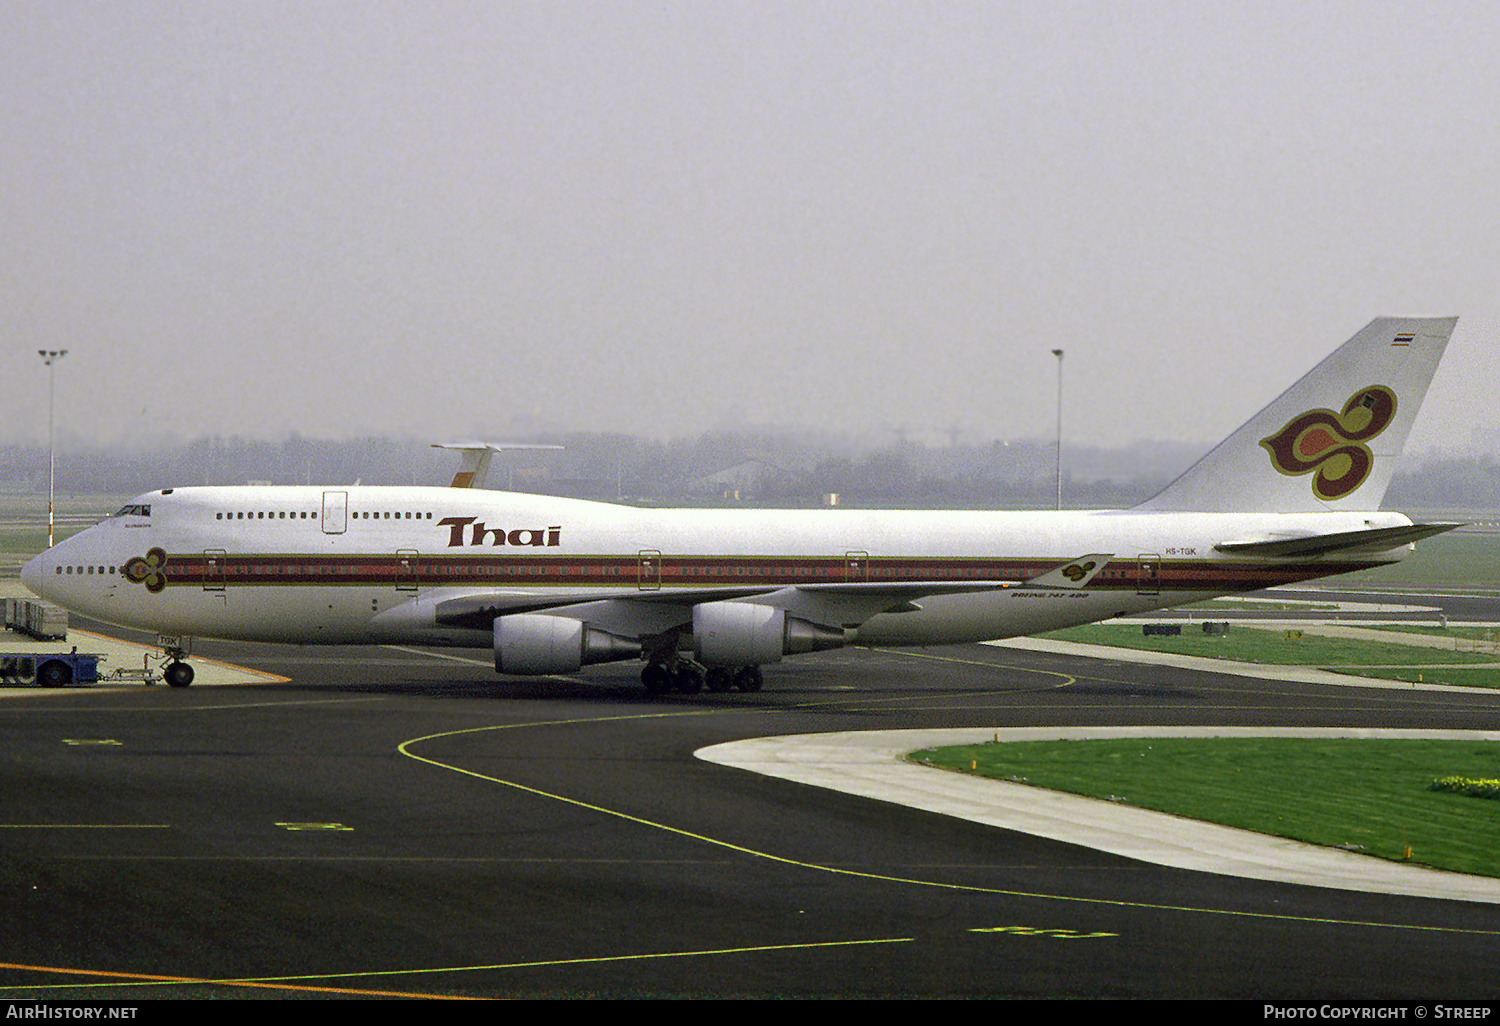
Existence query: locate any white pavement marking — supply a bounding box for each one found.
[697,726,1500,905]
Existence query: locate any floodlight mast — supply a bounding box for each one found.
[1052,347,1063,511]
[38,349,68,549]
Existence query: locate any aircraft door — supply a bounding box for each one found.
[1136,554,1161,596]
[322,491,347,535]
[203,549,226,592]
[637,550,661,591]
[845,550,869,581]
[397,549,418,593]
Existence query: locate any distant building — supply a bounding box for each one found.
[687,460,766,500]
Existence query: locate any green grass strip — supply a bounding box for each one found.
[1335,534,1500,590]
[911,738,1500,878]
[1357,625,1500,641]
[1043,623,1500,668]
[1331,666,1500,688]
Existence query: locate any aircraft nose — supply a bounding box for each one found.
[20,549,49,599]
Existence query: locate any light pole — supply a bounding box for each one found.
[39,349,68,548]
[1051,348,1063,511]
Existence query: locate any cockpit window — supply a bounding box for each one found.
[114,504,152,517]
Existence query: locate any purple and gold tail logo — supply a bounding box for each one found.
[1259,385,1397,501]
[124,548,170,593]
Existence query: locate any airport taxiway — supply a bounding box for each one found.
[2,591,1499,998]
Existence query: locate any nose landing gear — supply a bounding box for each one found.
[156,635,195,688]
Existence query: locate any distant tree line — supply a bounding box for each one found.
[1,430,1496,511]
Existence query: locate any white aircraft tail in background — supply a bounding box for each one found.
[432,442,564,489]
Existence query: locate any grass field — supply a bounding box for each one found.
[1360,624,1500,640]
[910,737,1500,878]
[1041,622,1500,667]
[1332,532,1500,591]
[1040,623,1500,688]
[1342,666,1500,687]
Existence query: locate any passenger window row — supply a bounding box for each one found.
[57,565,117,575]
[212,511,438,521]
[217,511,318,520]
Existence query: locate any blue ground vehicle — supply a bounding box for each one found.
[0,652,99,687]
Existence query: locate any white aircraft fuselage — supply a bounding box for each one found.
[24,486,1414,647]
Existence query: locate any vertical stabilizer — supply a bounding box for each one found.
[1135,317,1456,513]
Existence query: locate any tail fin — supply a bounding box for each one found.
[1135,317,1457,513]
[433,442,564,489]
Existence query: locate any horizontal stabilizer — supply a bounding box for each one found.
[1021,554,1113,589]
[1214,522,1462,558]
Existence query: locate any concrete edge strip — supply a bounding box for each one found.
[696,726,1500,905]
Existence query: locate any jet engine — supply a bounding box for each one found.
[494,614,641,675]
[692,601,846,667]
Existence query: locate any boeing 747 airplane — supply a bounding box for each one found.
[22,317,1459,691]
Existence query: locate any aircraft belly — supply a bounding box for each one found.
[115,586,375,645]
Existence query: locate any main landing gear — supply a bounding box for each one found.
[641,659,763,695]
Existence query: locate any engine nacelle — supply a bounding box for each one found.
[692,601,846,667]
[494,614,641,675]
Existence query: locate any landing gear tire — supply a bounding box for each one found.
[164,662,195,688]
[733,666,763,692]
[704,667,733,693]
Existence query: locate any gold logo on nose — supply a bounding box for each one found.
[123,548,169,593]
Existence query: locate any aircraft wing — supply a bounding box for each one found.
[432,580,1011,630]
[433,585,780,628]
[430,554,1112,633]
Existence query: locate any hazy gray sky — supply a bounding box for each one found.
[4,2,1497,454]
